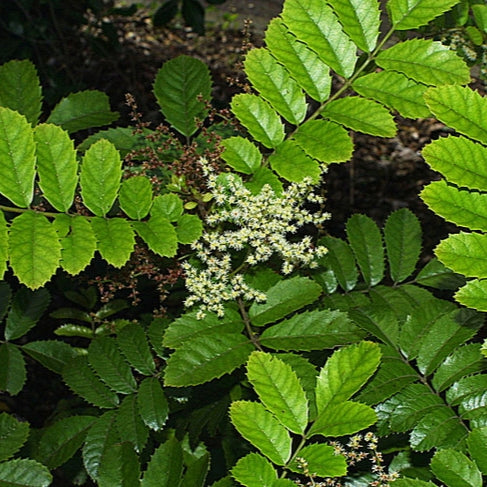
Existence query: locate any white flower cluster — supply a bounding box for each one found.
[182,158,330,318]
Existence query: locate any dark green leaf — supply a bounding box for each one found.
[0,343,26,395]
[117,322,155,375]
[137,377,168,431]
[116,394,149,453]
[0,458,52,487]
[0,412,30,462]
[319,236,358,291]
[22,340,77,374]
[141,437,183,487]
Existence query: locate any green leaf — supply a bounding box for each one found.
[447,375,487,406]
[47,90,118,133]
[293,120,353,164]
[281,0,357,78]
[62,355,119,408]
[116,394,149,453]
[4,287,49,341]
[384,208,421,283]
[231,453,277,487]
[422,136,487,191]
[231,94,285,149]
[91,217,135,268]
[388,0,462,30]
[467,427,487,475]
[319,236,358,291]
[346,214,384,286]
[247,352,308,434]
[288,444,347,477]
[0,59,42,125]
[249,277,322,326]
[151,193,183,222]
[133,214,178,257]
[117,323,155,375]
[137,377,169,431]
[0,413,30,462]
[141,438,183,487]
[327,0,381,52]
[393,480,436,487]
[0,343,26,395]
[322,96,396,137]
[229,400,292,466]
[34,123,78,212]
[0,458,52,487]
[415,257,465,290]
[455,279,487,311]
[97,442,140,487]
[221,136,262,174]
[430,449,482,487]
[315,341,381,413]
[119,176,153,220]
[9,212,61,289]
[245,48,307,125]
[0,212,8,280]
[424,86,487,144]
[164,332,253,386]
[80,139,122,217]
[181,450,210,487]
[176,214,203,244]
[376,39,470,86]
[0,107,35,207]
[265,18,331,102]
[153,55,211,137]
[268,140,320,183]
[35,415,95,469]
[60,216,97,275]
[246,167,283,195]
[259,309,365,351]
[353,71,430,118]
[22,340,77,374]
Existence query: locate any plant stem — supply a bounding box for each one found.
[237,296,263,351]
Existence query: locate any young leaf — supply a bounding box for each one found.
[133,214,178,257]
[376,39,470,86]
[0,458,52,487]
[430,449,482,487]
[153,55,211,137]
[0,59,42,125]
[229,400,292,466]
[116,394,149,453]
[34,123,78,212]
[244,48,307,125]
[22,340,77,374]
[247,352,308,434]
[221,136,262,174]
[141,438,183,487]
[321,96,396,137]
[60,216,97,275]
[91,217,135,268]
[119,175,153,220]
[0,107,35,207]
[176,214,203,244]
[288,444,347,477]
[281,0,357,78]
[265,18,332,102]
[231,452,277,487]
[0,412,30,462]
[0,343,26,395]
[249,277,322,326]
[137,377,169,431]
[80,139,122,217]
[47,90,119,133]
[467,427,487,475]
[319,236,358,291]
[384,208,421,283]
[117,323,155,375]
[231,94,285,148]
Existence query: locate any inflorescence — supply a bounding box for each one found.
[182,158,330,318]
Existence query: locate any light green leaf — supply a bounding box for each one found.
[265,18,331,102]
[0,59,42,125]
[34,123,78,212]
[393,479,436,487]
[80,139,122,216]
[9,212,61,289]
[388,0,462,30]
[230,400,292,466]
[0,412,30,462]
[245,48,307,125]
[97,442,140,487]
[246,166,283,195]
[422,136,487,191]
[0,107,35,207]
[0,343,26,395]
[117,323,155,375]
[221,136,262,174]
[430,449,482,487]
[116,394,149,453]
[353,71,430,118]
[176,214,203,244]
[455,279,487,311]
[151,193,183,222]
[424,86,487,144]
[22,340,77,374]
[119,176,153,220]
[91,217,135,268]
[0,458,52,487]
[281,0,357,78]
[231,94,285,148]
[293,120,353,163]
[467,427,487,475]
[153,55,211,137]
[268,140,320,183]
[35,415,95,469]
[327,0,381,52]
[249,277,322,326]
[0,212,8,279]
[133,214,178,257]
[321,96,396,137]
[319,236,358,291]
[141,438,183,487]
[47,90,118,133]
[288,444,347,477]
[376,39,470,86]
[231,453,277,487]
[137,377,168,431]
[315,341,381,413]
[384,208,421,283]
[247,352,308,434]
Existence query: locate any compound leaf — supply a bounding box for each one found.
[430,449,482,487]
[119,176,153,220]
[0,412,30,462]
[319,236,358,291]
[117,323,155,375]
[231,453,277,487]
[22,340,77,374]
[176,214,203,244]
[221,136,262,174]
[60,216,97,275]
[288,444,347,477]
